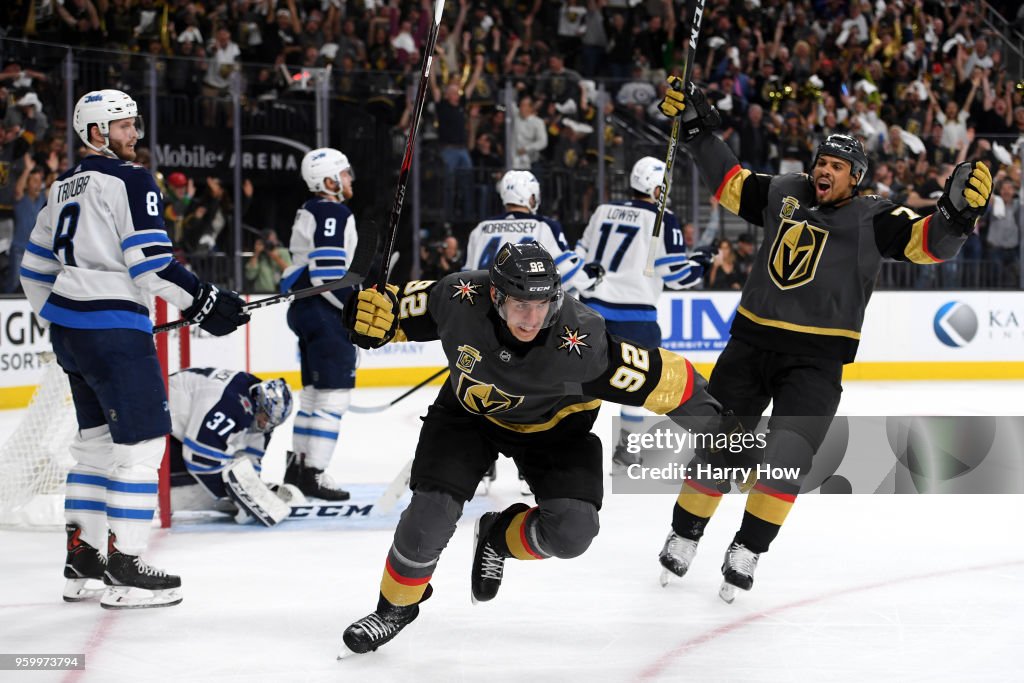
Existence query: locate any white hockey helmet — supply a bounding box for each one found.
[73,89,145,157]
[301,147,352,197]
[630,156,666,198]
[498,170,541,213]
[250,378,293,433]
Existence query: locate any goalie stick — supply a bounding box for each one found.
[643,0,707,276]
[153,221,379,334]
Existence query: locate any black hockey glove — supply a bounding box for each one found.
[183,282,250,336]
[658,77,721,142]
[581,261,605,292]
[688,245,718,270]
[936,161,993,233]
[345,286,400,349]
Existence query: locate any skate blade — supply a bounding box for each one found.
[63,578,106,602]
[337,644,361,660]
[659,569,672,587]
[100,586,183,610]
[718,581,739,604]
[519,482,533,497]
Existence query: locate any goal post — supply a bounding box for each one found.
[0,299,189,529]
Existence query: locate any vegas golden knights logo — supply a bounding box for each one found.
[768,218,829,290]
[456,344,482,373]
[456,373,524,415]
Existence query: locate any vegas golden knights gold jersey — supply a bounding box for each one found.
[684,134,969,362]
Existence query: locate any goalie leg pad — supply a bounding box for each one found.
[223,458,291,526]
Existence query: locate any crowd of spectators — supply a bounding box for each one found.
[1,0,1022,289]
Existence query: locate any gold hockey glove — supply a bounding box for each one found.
[346,286,399,349]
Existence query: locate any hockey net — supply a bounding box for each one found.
[0,299,190,528]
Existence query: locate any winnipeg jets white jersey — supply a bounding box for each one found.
[464,210,591,291]
[169,368,270,476]
[280,197,358,309]
[576,199,694,321]
[20,155,201,331]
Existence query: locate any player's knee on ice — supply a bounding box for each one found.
[533,498,599,559]
[394,487,465,562]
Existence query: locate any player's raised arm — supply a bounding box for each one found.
[346,279,442,348]
[659,78,772,227]
[873,161,992,263]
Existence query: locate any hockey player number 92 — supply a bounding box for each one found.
[609,342,649,392]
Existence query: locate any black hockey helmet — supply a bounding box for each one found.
[489,241,563,328]
[812,133,868,190]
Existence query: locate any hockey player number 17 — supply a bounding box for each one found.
[610,342,650,392]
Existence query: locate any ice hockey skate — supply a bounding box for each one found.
[518,471,533,497]
[338,586,432,657]
[284,451,350,501]
[718,541,760,604]
[101,533,182,609]
[472,504,529,604]
[611,440,641,477]
[63,524,107,602]
[475,462,497,497]
[658,531,699,587]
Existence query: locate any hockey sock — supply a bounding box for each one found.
[380,488,462,606]
[65,425,114,550]
[671,479,723,541]
[503,505,548,560]
[106,437,163,556]
[293,388,349,470]
[617,406,648,446]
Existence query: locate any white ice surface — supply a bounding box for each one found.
[1,381,1022,682]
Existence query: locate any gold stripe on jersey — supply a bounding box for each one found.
[505,509,544,560]
[676,480,724,519]
[902,215,943,264]
[485,399,602,433]
[745,484,796,526]
[737,306,861,340]
[643,350,694,413]
[714,164,752,215]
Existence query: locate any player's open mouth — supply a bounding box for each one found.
[816,178,831,196]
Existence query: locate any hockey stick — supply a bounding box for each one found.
[348,367,448,414]
[153,221,379,334]
[643,0,706,277]
[374,458,414,516]
[375,0,445,290]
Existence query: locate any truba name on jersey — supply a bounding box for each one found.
[606,207,642,223]
[56,176,90,203]
[481,221,537,234]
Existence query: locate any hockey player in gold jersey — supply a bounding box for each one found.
[655,78,993,602]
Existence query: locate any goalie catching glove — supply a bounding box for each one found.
[183,281,250,336]
[937,161,993,232]
[658,77,721,143]
[346,286,400,349]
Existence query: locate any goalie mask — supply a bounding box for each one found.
[630,156,666,198]
[497,170,541,213]
[250,378,293,433]
[301,148,353,197]
[73,89,145,158]
[489,241,563,329]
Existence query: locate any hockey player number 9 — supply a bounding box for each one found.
[610,342,649,392]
